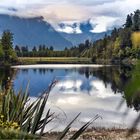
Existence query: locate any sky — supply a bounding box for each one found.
[0,0,140,33]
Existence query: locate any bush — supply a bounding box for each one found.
[0,81,100,139]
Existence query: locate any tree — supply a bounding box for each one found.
[111,28,119,41]
[64,47,68,51]
[32,46,37,52]
[125,14,133,28]
[112,37,120,58]
[0,44,4,61]
[39,45,43,51]
[85,40,90,48]
[49,46,54,51]
[15,45,21,57]
[42,45,46,51]
[131,32,140,48]
[133,10,140,31]
[1,30,17,64]
[32,46,37,57]
[120,28,132,49]
[15,45,20,52]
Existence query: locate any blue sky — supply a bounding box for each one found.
[0,0,140,33]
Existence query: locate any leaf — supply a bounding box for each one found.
[69,115,101,140]
[57,113,81,140]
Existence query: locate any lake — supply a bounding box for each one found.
[1,64,140,131]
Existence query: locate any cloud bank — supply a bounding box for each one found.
[0,0,140,33]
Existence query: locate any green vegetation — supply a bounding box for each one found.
[0,81,100,139]
[14,40,91,58]
[82,10,140,63]
[124,60,140,111]
[0,30,17,65]
[18,57,91,64]
[0,129,37,139]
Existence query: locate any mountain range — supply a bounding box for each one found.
[0,14,110,50]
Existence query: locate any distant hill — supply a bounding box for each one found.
[0,14,110,50]
[58,21,111,45]
[0,14,72,50]
[60,31,111,46]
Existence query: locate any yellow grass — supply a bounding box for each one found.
[18,57,91,64]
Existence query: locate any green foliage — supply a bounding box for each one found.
[0,30,17,65]
[124,61,140,111]
[133,10,140,31]
[0,82,56,136]
[119,28,132,49]
[82,9,140,63]
[0,114,20,130]
[0,129,38,139]
[0,44,4,61]
[125,14,133,28]
[0,80,98,139]
[15,40,91,58]
[58,113,101,140]
[112,37,120,57]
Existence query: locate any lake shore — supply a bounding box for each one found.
[11,64,111,69]
[42,128,140,140]
[18,57,92,64]
[16,57,138,66]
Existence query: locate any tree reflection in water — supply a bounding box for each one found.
[0,67,16,92]
[1,64,140,130]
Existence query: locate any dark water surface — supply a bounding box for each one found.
[1,64,140,130]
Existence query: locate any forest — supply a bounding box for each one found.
[83,9,140,63]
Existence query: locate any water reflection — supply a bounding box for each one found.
[11,65,140,111]
[0,67,16,91]
[124,63,140,112]
[1,64,140,130]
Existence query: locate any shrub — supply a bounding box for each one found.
[0,81,100,139]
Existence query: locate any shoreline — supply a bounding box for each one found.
[18,57,93,65]
[42,128,140,140]
[0,57,136,67]
[11,64,111,69]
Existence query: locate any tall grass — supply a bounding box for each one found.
[0,81,100,139]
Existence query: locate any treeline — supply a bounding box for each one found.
[14,39,91,57]
[0,30,17,65]
[82,9,140,62]
[15,9,140,62]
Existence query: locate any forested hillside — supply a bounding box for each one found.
[82,9,140,62]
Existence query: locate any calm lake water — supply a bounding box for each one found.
[1,64,140,131]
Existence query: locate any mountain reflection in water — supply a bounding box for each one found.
[1,64,140,130]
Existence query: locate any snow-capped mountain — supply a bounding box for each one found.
[0,15,110,49]
[0,14,72,50]
[57,20,111,45]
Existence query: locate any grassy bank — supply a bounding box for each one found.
[18,57,92,64]
[17,57,139,65]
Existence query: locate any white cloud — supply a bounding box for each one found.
[0,0,140,33]
[90,16,119,33]
[57,22,82,33]
[57,26,82,34]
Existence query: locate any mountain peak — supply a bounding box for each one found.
[0,14,72,50]
[0,14,110,49]
[56,20,96,34]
